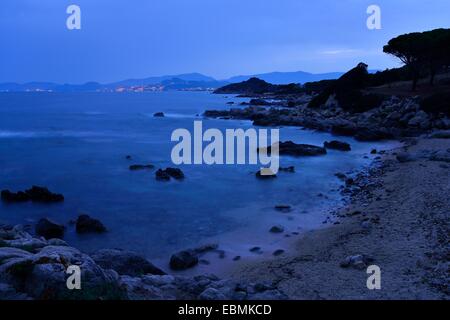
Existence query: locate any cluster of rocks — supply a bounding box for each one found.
[1,186,64,203]
[0,225,286,300]
[204,96,450,141]
[35,214,106,240]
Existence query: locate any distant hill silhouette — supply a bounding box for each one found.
[225,71,345,85]
[0,71,347,92]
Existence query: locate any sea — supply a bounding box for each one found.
[0,91,396,273]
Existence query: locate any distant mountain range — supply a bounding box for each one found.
[0,71,349,92]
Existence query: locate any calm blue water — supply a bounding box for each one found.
[0,92,394,271]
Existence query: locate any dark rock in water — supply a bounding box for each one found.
[249,247,262,253]
[273,249,285,256]
[233,256,241,261]
[249,98,270,106]
[155,169,171,181]
[35,218,65,239]
[1,186,64,203]
[324,140,351,151]
[370,149,377,154]
[155,168,185,181]
[91,249,165,276]
[274,205,292,212]
[279,166,295,173]
[153,112,165,117]
[335,172,347,180]
[75,214,107,234]
[255,171,277,179]
[165,168,185,180]
[269,225,285,233]
[26,186,64,203]
[261,141,326,157]
[125,155,132,160]
[170,250,199,270]
[1,190,29,203]
[129,164,155,171]
[226,101,235,105]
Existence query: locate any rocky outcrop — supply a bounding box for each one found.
[0,244,124,300]
[153,112,165,117]
[1,186,64,203]
[35,218,65,240]
[0,225,287,300]
[91,249,166,276]
[75,215,107,234]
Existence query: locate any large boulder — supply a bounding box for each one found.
[75,215,107,234]
[169,250,199,271]
[91,249,165,277]
[0,246,124,300]
[35,218,65,240]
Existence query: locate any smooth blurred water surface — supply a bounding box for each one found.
[0,92,394,265]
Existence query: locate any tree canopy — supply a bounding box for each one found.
[383,28,450,90]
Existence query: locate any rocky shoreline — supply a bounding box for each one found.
[204,95,450,142]
[230,135,450,299]
[1,91,449,299]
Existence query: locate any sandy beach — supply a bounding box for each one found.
[231,136,449,299]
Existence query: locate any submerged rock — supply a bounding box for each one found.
[269,225,285,233]
[274,205,292,212]
[272,249,285,256]
[153,112,165,117]
[279,166,295,173]
[75,215,107,234]
[92,249,165,276]
[35,218,65,240]
[129,164,155,171]
[169,250,199,270]
[324,140,351,151]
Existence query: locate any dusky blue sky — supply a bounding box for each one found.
[1,0,449,84]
